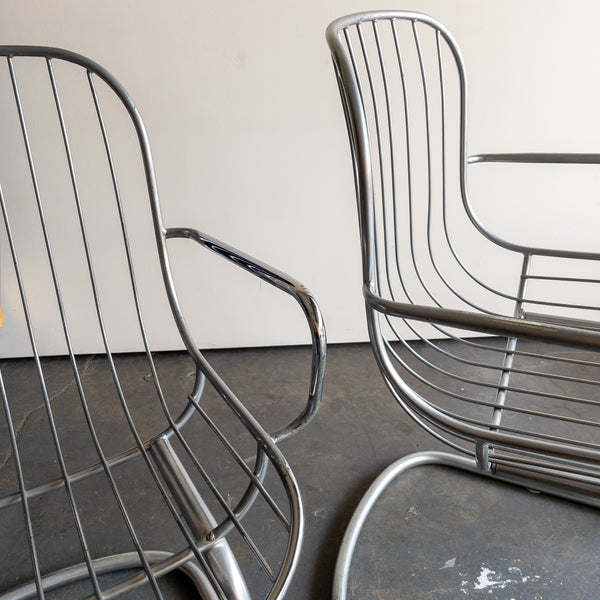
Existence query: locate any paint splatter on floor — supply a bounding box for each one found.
[458,558,548,596]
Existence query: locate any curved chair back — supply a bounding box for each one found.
[327,12,600,501]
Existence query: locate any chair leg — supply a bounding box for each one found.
[332,451,480,600]
[151,436,252,600]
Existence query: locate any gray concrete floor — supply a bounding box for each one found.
[1,343,599,599]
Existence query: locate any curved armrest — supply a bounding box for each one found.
[465,152,600,260]
[364,285,600,350]
[467,153,600,165]
[166,227,326,443]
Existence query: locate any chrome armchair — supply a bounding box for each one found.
[0,47,325,600]
[327,11,600,598]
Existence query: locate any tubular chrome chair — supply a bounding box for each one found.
[327,11,600,598]
[0,47,325,600]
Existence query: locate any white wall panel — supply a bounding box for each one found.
[0,1,598,355]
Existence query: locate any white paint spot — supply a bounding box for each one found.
[474,567,502,590]
[461,561,547,594]
[441,558,457,569]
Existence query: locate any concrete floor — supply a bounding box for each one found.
[1,343,599,599]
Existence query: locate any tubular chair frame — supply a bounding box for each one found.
[0,46,326,600]
[327,10,600,599]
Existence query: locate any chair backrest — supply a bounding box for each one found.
[0,47,315,600]
[327,12,600,501]
[0,47,178,359]
[326,11,519,316]
[327,11,600,333]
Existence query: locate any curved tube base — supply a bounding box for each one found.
[332,452,481,600]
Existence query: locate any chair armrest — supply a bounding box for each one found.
[166,227,326,443]
[467,153,600,165]
[364,285,600,349]
[466,152,600,260]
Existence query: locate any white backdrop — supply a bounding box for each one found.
[1,1,599,355]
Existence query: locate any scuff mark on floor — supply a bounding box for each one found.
[405,506,418,519]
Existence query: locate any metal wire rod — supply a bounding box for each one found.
[87,72,265,591]
[7,55,105,599]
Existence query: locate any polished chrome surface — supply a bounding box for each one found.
[0,46,325,600]
[327,10,600,599]
[150,437,252,600]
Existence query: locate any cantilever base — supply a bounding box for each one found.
[333,451,600,600]
[333,452,480,600]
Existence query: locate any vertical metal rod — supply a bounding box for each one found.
[356,23,389,302]
[89,73,232,531]
[371,21,398,307]
[86,74,245,596]
[0,186,55,594]
[384,20,412,304]
[90,69,284,591]
[0,368,45,599]
[90,71,236,517]
[67,63,266,600]
[388,20,428,308]
[46,58,165,599]
[86,72,168,411]
[7,55,104,599]
[88,71,280,589]
[490,254,532,430]
[397,21,441,308]
[342,27,377,289]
